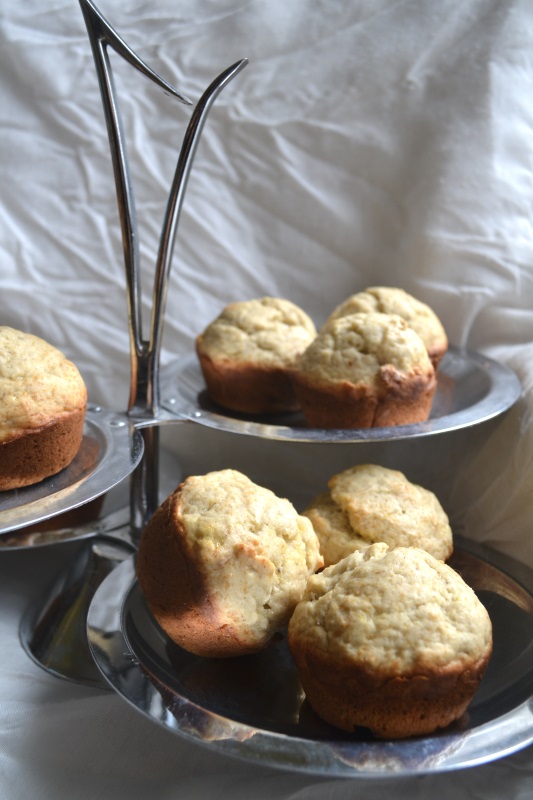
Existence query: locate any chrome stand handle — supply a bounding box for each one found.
[80,0,247,422]
[80,0,247,533]
[79,0,191,420]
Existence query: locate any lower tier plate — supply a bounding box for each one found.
[87,537,533,777]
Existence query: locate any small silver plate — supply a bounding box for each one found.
[88,537,533,777]
[0,405,144,534]
[160,347,522,443]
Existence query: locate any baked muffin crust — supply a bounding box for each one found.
[288,545,492,738]
[197,297,316,367]
[196,297,317,414]
[292,312,436,428]
[0,327,87,490]
[136,469,323,657]
[326,463,453,562]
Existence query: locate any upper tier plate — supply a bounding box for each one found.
[160,346,522,443]
[0,405,144,535]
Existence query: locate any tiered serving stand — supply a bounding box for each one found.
[2,0,532,779]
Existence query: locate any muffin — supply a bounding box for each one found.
[0,326,87,490]
[291,311,436,429]
[325,287,448,369]
[303,464,453,565]
[195,296,317,414]
[288,544,493,739]
[136,468,323,658]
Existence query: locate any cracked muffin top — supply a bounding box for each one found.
[174,470,322,630]
[303,490,369,565]
[195,296,316,368]
[324,287,447,364]
[320,463,453,562]
[289,544,492,674]
[136,468,324,656]
[297,311,434,387]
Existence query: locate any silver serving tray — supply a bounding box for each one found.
[87,536,533,777]
[0,405,144,534]
[160,347,522,443]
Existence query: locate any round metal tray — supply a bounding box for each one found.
[0,405,144,535]
[160,347,522,443]
[87,537,533,777]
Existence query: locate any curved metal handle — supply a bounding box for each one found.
[80,0,247,534]
[79,1,191,417]
[79,0,247,419]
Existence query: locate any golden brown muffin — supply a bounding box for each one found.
[303,463,453,566]
[325,287,448,369]
[136,469,323,658]
[288,545,493,739]
[195,296,317,414]
[0,326,87,490]
[291,312,436,429]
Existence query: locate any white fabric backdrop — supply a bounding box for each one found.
[2,0,533,796]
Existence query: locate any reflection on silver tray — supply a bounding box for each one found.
[159,347,522,443]
[88,536,533,777]
[0,405,144,535]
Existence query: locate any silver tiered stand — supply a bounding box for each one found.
[1,0,531,779]
[4,0,248,689]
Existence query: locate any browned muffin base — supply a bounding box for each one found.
[289,638,492,739]
[136,489,261,658]
[291,367,436,429]
[197,349,301,415]
[428,345,447,372]
[0,407,86,491]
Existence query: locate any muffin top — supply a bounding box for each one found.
[196,297,316,368]
[325,287,447,357]
[0,326,87,442]
[297,312,434,387]
[289,544,492,674]
[174,469,323,635]
[325,463,453,562]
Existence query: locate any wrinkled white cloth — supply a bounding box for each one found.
[2,0,533,797]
